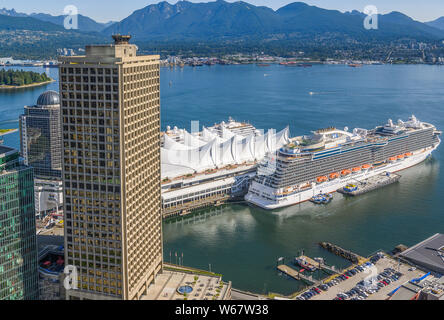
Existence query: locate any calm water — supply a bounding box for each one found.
[1,64,443,295]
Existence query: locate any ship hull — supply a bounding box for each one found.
[245,143,439,210]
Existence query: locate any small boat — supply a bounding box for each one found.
[348,63,363,68]
[389,157,397,162]
[341,169,352,176]
[362,164,372,170]
[310,193,333,205]
[295,258,317,272]
[257,63,270,67]
[397,154,405,160]
[352,167,362,173]
[405,152,413,157]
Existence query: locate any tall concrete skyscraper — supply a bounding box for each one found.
[59,35,162,300]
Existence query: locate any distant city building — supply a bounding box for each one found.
[20,91,63,220]
[0,146,39,300]
[20,91,62,180]
[34,179,63,220]
[59,35,162,300]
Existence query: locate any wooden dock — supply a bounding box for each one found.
[298,255,319,268]
[296,255,339,274]
[277,265,322,286]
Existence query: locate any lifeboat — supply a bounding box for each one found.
[405,152,413,157]
[316,176,328,183]
[362,164,372,170]
[397,154,405,160]
[329,172,340,180]
[341,169,352,176]
[352,167,362,173]
[389,157,397,162]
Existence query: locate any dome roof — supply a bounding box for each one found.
[37,91,60,106]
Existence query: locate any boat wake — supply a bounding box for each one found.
[308,91,339,96]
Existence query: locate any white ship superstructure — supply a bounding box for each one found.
[246,116,441,210]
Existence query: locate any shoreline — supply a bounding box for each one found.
[0,79,55,90]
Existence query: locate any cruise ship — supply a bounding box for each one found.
[245,116,441,210]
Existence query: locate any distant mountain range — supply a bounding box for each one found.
[0,14,65,32]
[104,1,444,42]
[0,7,114,32]
[426,17,444,31]
[1,1,444,42]
[1,1,444,60]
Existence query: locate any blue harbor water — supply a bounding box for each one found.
[1,64,443,295]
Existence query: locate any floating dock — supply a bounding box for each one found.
[298,255,339,274]
[337,172,401,197]
[277,265,321,286]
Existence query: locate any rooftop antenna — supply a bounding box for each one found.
[112,34,131,45]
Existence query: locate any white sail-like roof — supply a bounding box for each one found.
[200,139,216,169]
[201,127,218,142]
[235,135,254,163]
[163,134,194,151]
[183,130,207,148]
[254,133,266,160]
[161,124,291,178]
[212,136,235,167]
[276,127,290,148]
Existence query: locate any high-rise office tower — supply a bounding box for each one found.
[20,91,62,180]
[0,146,39,300]
[20,91,64,220]
[59,35,162,300]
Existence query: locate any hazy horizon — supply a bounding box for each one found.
[0,0,442,24]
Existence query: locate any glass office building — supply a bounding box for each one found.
[20,91,62,180]
[0,146,39,300]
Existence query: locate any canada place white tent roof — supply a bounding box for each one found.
[161,126,290,179]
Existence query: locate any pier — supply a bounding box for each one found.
[277,265,322,286]
[296,255,339,274]
[319,242,366,264]
[337,172,401,197]
[162,194,231,219]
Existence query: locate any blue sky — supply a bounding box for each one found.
[1,0,443,23]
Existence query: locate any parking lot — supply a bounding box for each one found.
[297,253,426,300]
